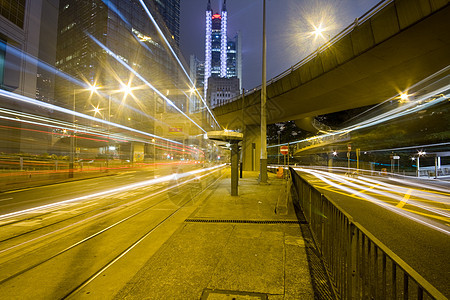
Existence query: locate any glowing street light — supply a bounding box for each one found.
[399,92,409,102]
[312,23,326,38]
[88,83,99,93]
[120,83,133,96]
[92,104,103,117]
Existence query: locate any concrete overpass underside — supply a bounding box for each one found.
[213,1,450,130]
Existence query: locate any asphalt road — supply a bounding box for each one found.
[0,164,224,298]
[0,163,203,216]
[294,167,450,298]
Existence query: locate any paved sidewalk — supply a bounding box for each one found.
[115,170,314,299]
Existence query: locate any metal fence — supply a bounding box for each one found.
[289,168,447,300]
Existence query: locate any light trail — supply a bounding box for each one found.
[86,33,207,134]
[97,0,207,131]
[362,142,450,153]
[0,112,128,143]
[0,40,174,127]
[136,0,221,129]
[302,168,450,218]
[293,167,450,235]
[0,109,204,156]
[0,40,86,90]
[0,164,226,221]
[0,164,225,256]
[0,89,182,145]
[268,70,450,148]
[0,106,205,157]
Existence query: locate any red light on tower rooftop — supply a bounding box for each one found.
[212,14,221,19]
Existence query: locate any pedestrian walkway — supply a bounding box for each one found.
[115,170,314,299]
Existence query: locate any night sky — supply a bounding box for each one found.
[180,0,380,90]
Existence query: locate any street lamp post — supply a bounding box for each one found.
[69,89,76,178]
[152,138,156,169]
[106,94,111,171]
[277,131,280,165]
[417,155,420,177]
[259,0,268,184]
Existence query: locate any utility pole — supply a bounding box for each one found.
[241,88,245,178]
[69,89,75,178]
[106,94,111,171]
[259,0,268,183]
[356,148,360,174]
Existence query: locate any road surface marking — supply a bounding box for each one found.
[350,184,380,197]
[397,189,413,208]
[401,207,450,222]
[0,197,13,202]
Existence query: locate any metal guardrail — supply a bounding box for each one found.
[289,168,447,300]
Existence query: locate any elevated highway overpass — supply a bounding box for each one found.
[213,0,450,132]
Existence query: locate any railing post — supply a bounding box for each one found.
[309,187,312,222]
[403,273,408,300]
[382,254,387,299]
[373,244,379,299]
[417,286,423,300]
[348,223,357,299]
[392,264,397,298]
[321,195,325,255]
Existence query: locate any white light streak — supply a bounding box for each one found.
[0,164,226,221]
[269,86,449,148]
[137,0,221,129]
[0,89,182,145]
[294,167,450,235]
[86,33,207,134]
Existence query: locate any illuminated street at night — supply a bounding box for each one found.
[293,167,450,293]
[1,0,449,299]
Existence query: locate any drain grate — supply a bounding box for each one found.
[184,218,306,224]
[200,288,268,299]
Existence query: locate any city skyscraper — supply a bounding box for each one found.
[0,0,59,154]
[200,0,241,103]
[55,0,182,115]
[54,0,188,160]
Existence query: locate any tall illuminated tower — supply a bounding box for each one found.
[220,0,227,77]
[204,0,229,98]
[204,0,212,97]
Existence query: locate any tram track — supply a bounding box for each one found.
[0,165,225,298]
[0,181,167,244]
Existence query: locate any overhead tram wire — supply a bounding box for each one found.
[86,33,207,134]
[137,0,222,129]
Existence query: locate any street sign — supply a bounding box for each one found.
[393,155,400,160]
[280,145,289,155]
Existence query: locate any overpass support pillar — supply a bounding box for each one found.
[242,125,261,172]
